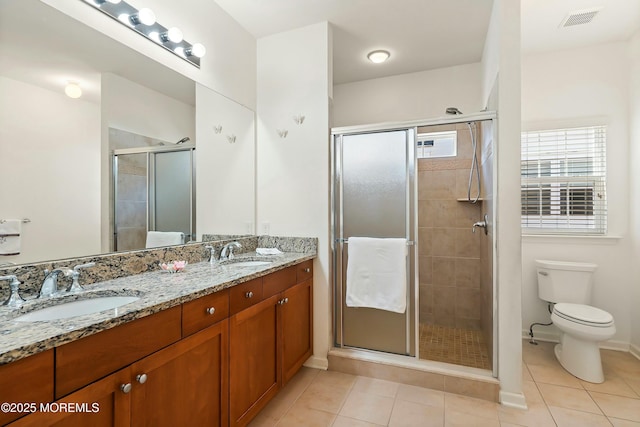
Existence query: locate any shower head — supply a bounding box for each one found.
[445,107,463,115]
[176,137,190,144]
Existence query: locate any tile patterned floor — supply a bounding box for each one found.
[418,323,491,370]
[249,340,640,426]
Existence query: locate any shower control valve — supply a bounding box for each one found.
[472,214,489,235]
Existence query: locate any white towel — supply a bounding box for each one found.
[0,220,21,255]
[346,237,408,313]
[145,231,185,248]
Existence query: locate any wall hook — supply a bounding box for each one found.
[293,114,305,125]
[213,125,222,134]
[277,129,288,138]
[227,135,237,143]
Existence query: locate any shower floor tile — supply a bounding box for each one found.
[419,323,491,370]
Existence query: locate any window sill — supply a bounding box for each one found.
[522,234,622,245]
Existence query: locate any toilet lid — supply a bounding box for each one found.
[554,303,614,326]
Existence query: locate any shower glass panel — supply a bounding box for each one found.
[151,150,194,239]
[333,129,416,355]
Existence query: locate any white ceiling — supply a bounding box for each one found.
[215,0,640,85]
[213,0,494,85]
[521,0,640,54]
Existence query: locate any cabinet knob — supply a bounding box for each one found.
[136,373,148,384]
[206,307,216,315]
[245,291,254,299]
[284,297,289,304]
[121,383,132,394]
[303,268,311,273]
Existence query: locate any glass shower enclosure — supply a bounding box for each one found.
[112,145,195,252]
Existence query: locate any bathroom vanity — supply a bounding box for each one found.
[0,248,314,427]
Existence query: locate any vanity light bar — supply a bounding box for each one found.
[82,0,205,68]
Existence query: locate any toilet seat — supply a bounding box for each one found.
[553,303,614,327]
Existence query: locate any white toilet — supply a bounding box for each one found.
[535,259,615,383]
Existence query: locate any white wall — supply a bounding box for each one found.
[42,0,257,109]
[332,63,483,127]
[100,73,195,252]
[521,42,633,349]
[0,76,101,264]
[482,0,524,408]
[627,31,640,356]
[196,83,255,237]
[256,22,332,368]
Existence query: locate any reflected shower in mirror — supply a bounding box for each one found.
[0,0,256,266]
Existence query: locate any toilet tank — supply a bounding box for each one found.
[535,259,597,304]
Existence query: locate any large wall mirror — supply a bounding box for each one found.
[0,0,256,266]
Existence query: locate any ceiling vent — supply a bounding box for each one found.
[560,8,602,28]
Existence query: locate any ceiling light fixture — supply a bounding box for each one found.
[64,82,82,99]
[82,0,205,68]
[367,50,390,64]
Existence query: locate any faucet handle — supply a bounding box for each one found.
[204,245,217,263]
[0,275,25,308]
[73,262,96,272]
[68,263,95,293]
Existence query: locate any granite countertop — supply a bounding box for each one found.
[0,251,315,365]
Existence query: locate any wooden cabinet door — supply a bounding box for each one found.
[129,319,228,427]
[8,367,131,427]
[281,279,313,385]
[229,294,280,427]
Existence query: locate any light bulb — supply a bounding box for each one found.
[174,47,185,57]
[149,31,161,43]
[165,27,183,43]
[187,43,206,58]
[65,82,82,99]
[131,8,156,26]
[367,50,390,64]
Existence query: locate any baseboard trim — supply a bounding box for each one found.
[500,391,528,410]
[303,355,329,370]
[522,329,559,343]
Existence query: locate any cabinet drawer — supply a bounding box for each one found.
[182,290,229,337]
[263,266,296,298]
[0,350,54,425]
[295,260,313,283]
[229,278,263,315]
[55,305,181,399]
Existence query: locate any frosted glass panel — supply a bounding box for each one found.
[153,151,192,238]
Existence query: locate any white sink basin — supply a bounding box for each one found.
[14,296,139,322]
[226,261,272,267]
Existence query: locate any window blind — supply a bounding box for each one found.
[521,125,607,235]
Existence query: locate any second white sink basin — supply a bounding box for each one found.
[14,296,139,322]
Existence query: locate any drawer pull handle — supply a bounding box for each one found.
[136,374,148,384]
[245,291,254,299]
[206,307,216,315]
[121,383,132,394]
[303,268,311,273]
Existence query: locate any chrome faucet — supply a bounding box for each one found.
[0,275,25,308]
[67,262,96,293]
[220,241,242,261]
[205,245,217,263]
[39,268,72,298]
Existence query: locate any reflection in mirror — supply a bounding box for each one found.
[0,0,255,267]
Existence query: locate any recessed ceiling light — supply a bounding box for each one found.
[367,50,390,64]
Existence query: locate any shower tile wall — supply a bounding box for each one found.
[115,155,147,251]
[418,124,483,330]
